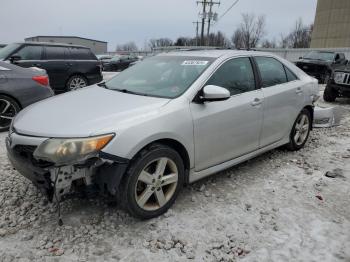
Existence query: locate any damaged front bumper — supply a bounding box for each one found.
[6,133,129,202]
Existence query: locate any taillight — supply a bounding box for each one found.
[32,76,49,86]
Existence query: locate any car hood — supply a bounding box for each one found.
[13,85,170,137]
[296,59,332,66]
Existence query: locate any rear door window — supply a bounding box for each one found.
[45,46,67,60]
[255,57,287,88]
[17,45,43,60]
[68,48,94,60]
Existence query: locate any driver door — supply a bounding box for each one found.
[190,57,263,171]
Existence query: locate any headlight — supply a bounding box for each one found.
[33,134,114,166]
[334,72,345,83]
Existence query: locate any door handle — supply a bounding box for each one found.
[66,63,73,66]
[32,63,41,67]
[296,87,303,94]
[251,98,262,106]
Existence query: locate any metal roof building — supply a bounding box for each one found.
[24,36,107,54]
[311,0,350,48]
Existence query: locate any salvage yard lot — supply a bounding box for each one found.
[0,87,349,261]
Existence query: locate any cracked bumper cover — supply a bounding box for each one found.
[6,136,130,199]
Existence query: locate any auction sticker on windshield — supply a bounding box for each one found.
[181,60,209,66]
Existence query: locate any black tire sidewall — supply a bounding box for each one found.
[122,144,185,219]
[323,85,337,102]
[66,75,88,91]
[0,95,20,132]
[288,109,312,151]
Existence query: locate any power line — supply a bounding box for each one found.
[215,0,239,25]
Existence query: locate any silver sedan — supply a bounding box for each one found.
[7,50,319,219]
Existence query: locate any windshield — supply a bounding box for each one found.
[303,51,335,61]
[0,43,20,60]
[105,56,214,98]
[111,55,122,61]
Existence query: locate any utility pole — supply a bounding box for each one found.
[197,0,207,46]
[207,0,220,45]
[193,21,200,46]
[197,0,220,46]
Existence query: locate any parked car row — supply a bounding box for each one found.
[97,54,138,71]
[295,50,350,102]
[0,42,102,93]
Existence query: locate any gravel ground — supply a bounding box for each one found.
[0,88,349,262]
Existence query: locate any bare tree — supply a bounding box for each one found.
[116,41,138,52]
[148,38,173,49]
[174,37,196,46]
[261,39,277,48]
[207,31,231,47]
[232,13,266,49]
[278,18,313,48]
[231,29,244,49]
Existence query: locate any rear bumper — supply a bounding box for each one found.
[87,73,103,85]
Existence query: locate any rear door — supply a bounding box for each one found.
[254,56,301,147]
[13,45,44,69]
[42,46,70,90]
[190,57,264,171]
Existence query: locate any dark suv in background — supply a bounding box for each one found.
[0,42,102,93]
[295,51,347,84]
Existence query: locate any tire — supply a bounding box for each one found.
[322,72,331,84]
[66,75,88,91]
[0,95,20,132]
[120,143,184,219]
[323,84,337,102]
[286,109,312,151]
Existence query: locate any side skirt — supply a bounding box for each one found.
[188,139,288,183]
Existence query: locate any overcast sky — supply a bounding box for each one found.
[0,0,317,51]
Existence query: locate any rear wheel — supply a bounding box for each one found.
[286,109,312,151]
[323,84,337,102]
[120,144,184,219]
[66,75,88,91]
[0,95,20,132]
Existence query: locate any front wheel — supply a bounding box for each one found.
[120,144,184,219]
[323,85,337,102]
[286,109,312,151]
[0,95,20,132]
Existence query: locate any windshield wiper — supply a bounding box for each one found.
[113,88,149,97]
[97,82,109,89]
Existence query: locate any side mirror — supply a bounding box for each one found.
[299,56,303,60]
[9,54,21,63]
[200,85,230,102]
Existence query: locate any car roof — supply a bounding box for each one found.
[15,41,89,49]
[159,49,274,58]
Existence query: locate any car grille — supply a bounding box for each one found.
[335,72,350,86]
[13,145,53,168]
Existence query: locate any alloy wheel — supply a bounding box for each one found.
[135,157,178,211]
[294,114,310,146]
[0,99,17,129]
[69,77,87,91]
